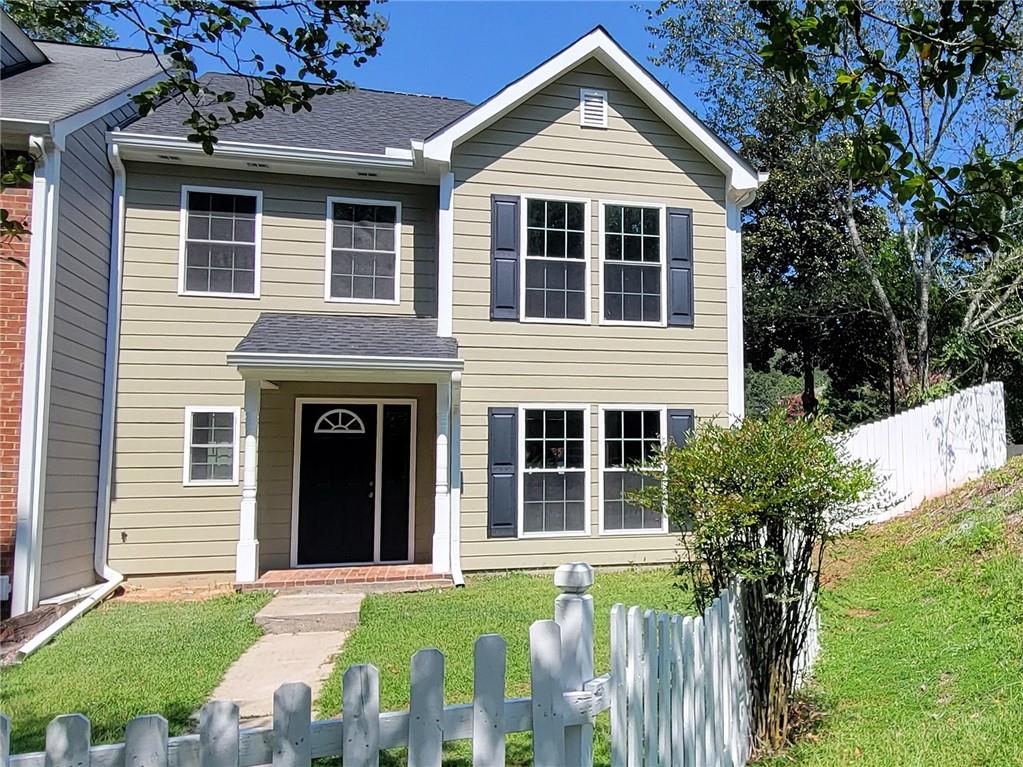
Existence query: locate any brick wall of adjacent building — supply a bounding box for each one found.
[1,182,32,605]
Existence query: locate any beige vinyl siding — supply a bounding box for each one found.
[39,103,136,599]
[108,164,439,576]
[451,58,730,570]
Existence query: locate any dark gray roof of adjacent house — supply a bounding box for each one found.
[0,41,164,123]
[123,72,474,154]
[233,313,459,360]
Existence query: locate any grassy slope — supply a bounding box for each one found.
[317,568,692,765]
[762,457,1023,766]
[0,591,271,754]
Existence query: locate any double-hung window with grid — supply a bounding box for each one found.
[523,198,588,321]
[601,408,666,532]
[521,408,587,534]
[327,199,400,303]
[181,188,260,296]
[184,407,239,485]
[602,204,664,323]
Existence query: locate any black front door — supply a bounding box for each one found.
[296,402,412,565]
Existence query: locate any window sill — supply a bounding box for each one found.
[178,290,260,300]
[519,316,591,325]
[517,530,591,540]
[598,319,668,328]
[325,296,400,306]
[183,480,239,488]
[599,527,671,537]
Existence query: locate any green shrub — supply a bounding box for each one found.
[631,409,882,753]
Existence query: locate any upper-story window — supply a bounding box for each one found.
[523,197,589,322]
[326,197,401,304]
[180,187,261,297]
[601,203,665,324]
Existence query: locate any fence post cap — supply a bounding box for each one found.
[554,562,594,592]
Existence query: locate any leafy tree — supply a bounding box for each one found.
[1,0,115,45]
[0,0,388,240]
[649,0,1023,402]
[751,0,1023,388]
[632,410,882,751]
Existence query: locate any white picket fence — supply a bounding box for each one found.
[1,563,811,767]
[843,381,1007,524]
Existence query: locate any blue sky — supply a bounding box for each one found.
[108,1,705,115]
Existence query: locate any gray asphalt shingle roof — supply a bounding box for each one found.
[233,313,459,360]
[123,72,474,154]
[1,41,164,123]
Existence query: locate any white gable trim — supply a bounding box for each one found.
[423,27,763,194]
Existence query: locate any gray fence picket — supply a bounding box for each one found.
[680,617,696,767]
[343,665,380,767]
[272,683,311,767]
[199,701,238,767]
[1,713,10,767]
[657,613,671,767]
[472,635,506,767]
[125,716,168,767]
[643,610,658,767]
[626,606,643,767]
[46,715,90,767]
[669,616,684,766]
[609,604,627,767]
[409,649,444,767]
[529,620,565,767]
[694,616,709,767]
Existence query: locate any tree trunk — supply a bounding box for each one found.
[842,187,914,388]
[915,237,933,386]
[800,335,818,417]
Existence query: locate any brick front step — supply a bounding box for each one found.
[237,564,451,592]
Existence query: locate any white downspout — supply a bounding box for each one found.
[14,143,127,661]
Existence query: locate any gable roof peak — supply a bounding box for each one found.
[423,25,762,195]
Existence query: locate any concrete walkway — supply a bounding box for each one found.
[211,593,364,721]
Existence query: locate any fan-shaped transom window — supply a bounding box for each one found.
[313,408,366,434]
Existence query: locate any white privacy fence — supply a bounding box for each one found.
[1,563,811,767]
[844,382,1007,525]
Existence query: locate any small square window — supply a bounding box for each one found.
[184,408,238,485]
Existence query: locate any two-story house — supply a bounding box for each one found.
[9,26,763,614]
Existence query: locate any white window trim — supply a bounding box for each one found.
[518,193,592,325]
[597,200,668,327]
[178,185,263,299]
[182,405,241,487]
[517,403,592,539]
[323,195,402,306]
[579,87,609,129]
[597,405,669,536]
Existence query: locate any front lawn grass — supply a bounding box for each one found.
[0,591,271,754]
[759,457,1023,766]
[317,567,693,765]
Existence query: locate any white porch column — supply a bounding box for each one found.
[432,376,452,573]
[236,378,260,582]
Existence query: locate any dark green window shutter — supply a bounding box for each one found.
[487,407,518,537]
[666,208,694,327]
[667,408,695,447]
[667,408,696,531]
[490,195,520,320]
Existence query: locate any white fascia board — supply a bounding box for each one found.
[110,131,417,169]
[422,27,762,195]
[226,351,465,372]
[50,71,165,150]
[0,9,47,64]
